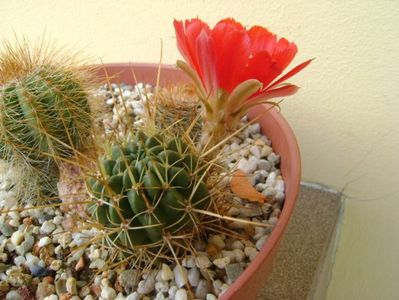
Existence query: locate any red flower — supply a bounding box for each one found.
[174,18,311,100]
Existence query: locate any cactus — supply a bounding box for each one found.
[152,84,202,141]
[86,130,211,249]
[0,65,92,162]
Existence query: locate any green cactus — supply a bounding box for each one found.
[0,64,92,162]
[86,131,211,248]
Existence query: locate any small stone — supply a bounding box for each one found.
[75,256,84,272]
[7,270,32,287]
[175,289,187,300]
[137,277,155,295]
[15,234,34,255]
[238,156,258,174]
[38,237,52,248]
[119,269,140,289]
[50,260,62,271]
[13,256,26,267]
[257,159,272,171]
[208,235,225,251]
[6,290,21,300]
[0,223,14,237]
[89,259,106,269]
[8,219,20,228]
[225,263,244,284]
[213,257,230,269]
[173,265,188,288]
[40,221,56,234]
[36,281,56,299]
[256,235,268,250]
[267,153,280,164]
[125,292,139,300]
[43,295,58,300]
[66,278,77,295]
[261,145,272,157]
[187,267,200,287]
[10,231,24,246]
[269,216,278,225]
[231,241,244,250]
[55,279,67,295]
[159,263,173,281]
[232,249,245,263]
[206,244,218,256]
[249,145,261,158]
[101,286,116,300]
[206,293,217,300]
[195,279,210,299]
[30,264,50,277]
[168,286,178,299]
[244,247,258,261]
[195,255,212,269]
[154,281,168,293]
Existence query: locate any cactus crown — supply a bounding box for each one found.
[86,129,211,252]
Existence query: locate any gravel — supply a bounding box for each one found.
[0,81,286,299]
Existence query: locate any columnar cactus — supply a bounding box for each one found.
[0,65,92,162]
[86,130,211,248]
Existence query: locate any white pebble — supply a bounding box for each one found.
[249,145,261,158]
[265,172,277,187]
[161,263,173,281]
[101,286,117,300]
[125,292,139,300]
[43,295,58,300]
[244,247,258,261]
[173,265,188,288]
[206,293,217,300]
[231,240,244,250]
[257,159,272,171]
[238,156,258,174]
[188,267,200,287]
[38,236,52,247]
[256,235,268,250]
[195,255,212,269]
[175,289,188,300]
[8,219,19,227]
[40,220,56,234]
[213,257,231,269]
[10,231,24,246]
[13,255,26,266]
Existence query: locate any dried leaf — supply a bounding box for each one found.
[230,170,266,203]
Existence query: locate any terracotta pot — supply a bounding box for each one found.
[96,63,301,300]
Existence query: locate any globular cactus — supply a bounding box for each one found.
[152,84,202,141]
[86,130,211,248]
[0,64,92,162]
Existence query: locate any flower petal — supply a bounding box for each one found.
[256,84,299,100]
[268,59,313,89]
[211,18,250,93]
[273,38,298,71]
[196,29,217,95]
[240,51,282,88]
[248,25,277,55]
[174,18,210,83]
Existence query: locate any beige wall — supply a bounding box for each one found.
[1,0,398,298]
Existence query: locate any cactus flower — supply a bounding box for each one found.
[174,18,311,148]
